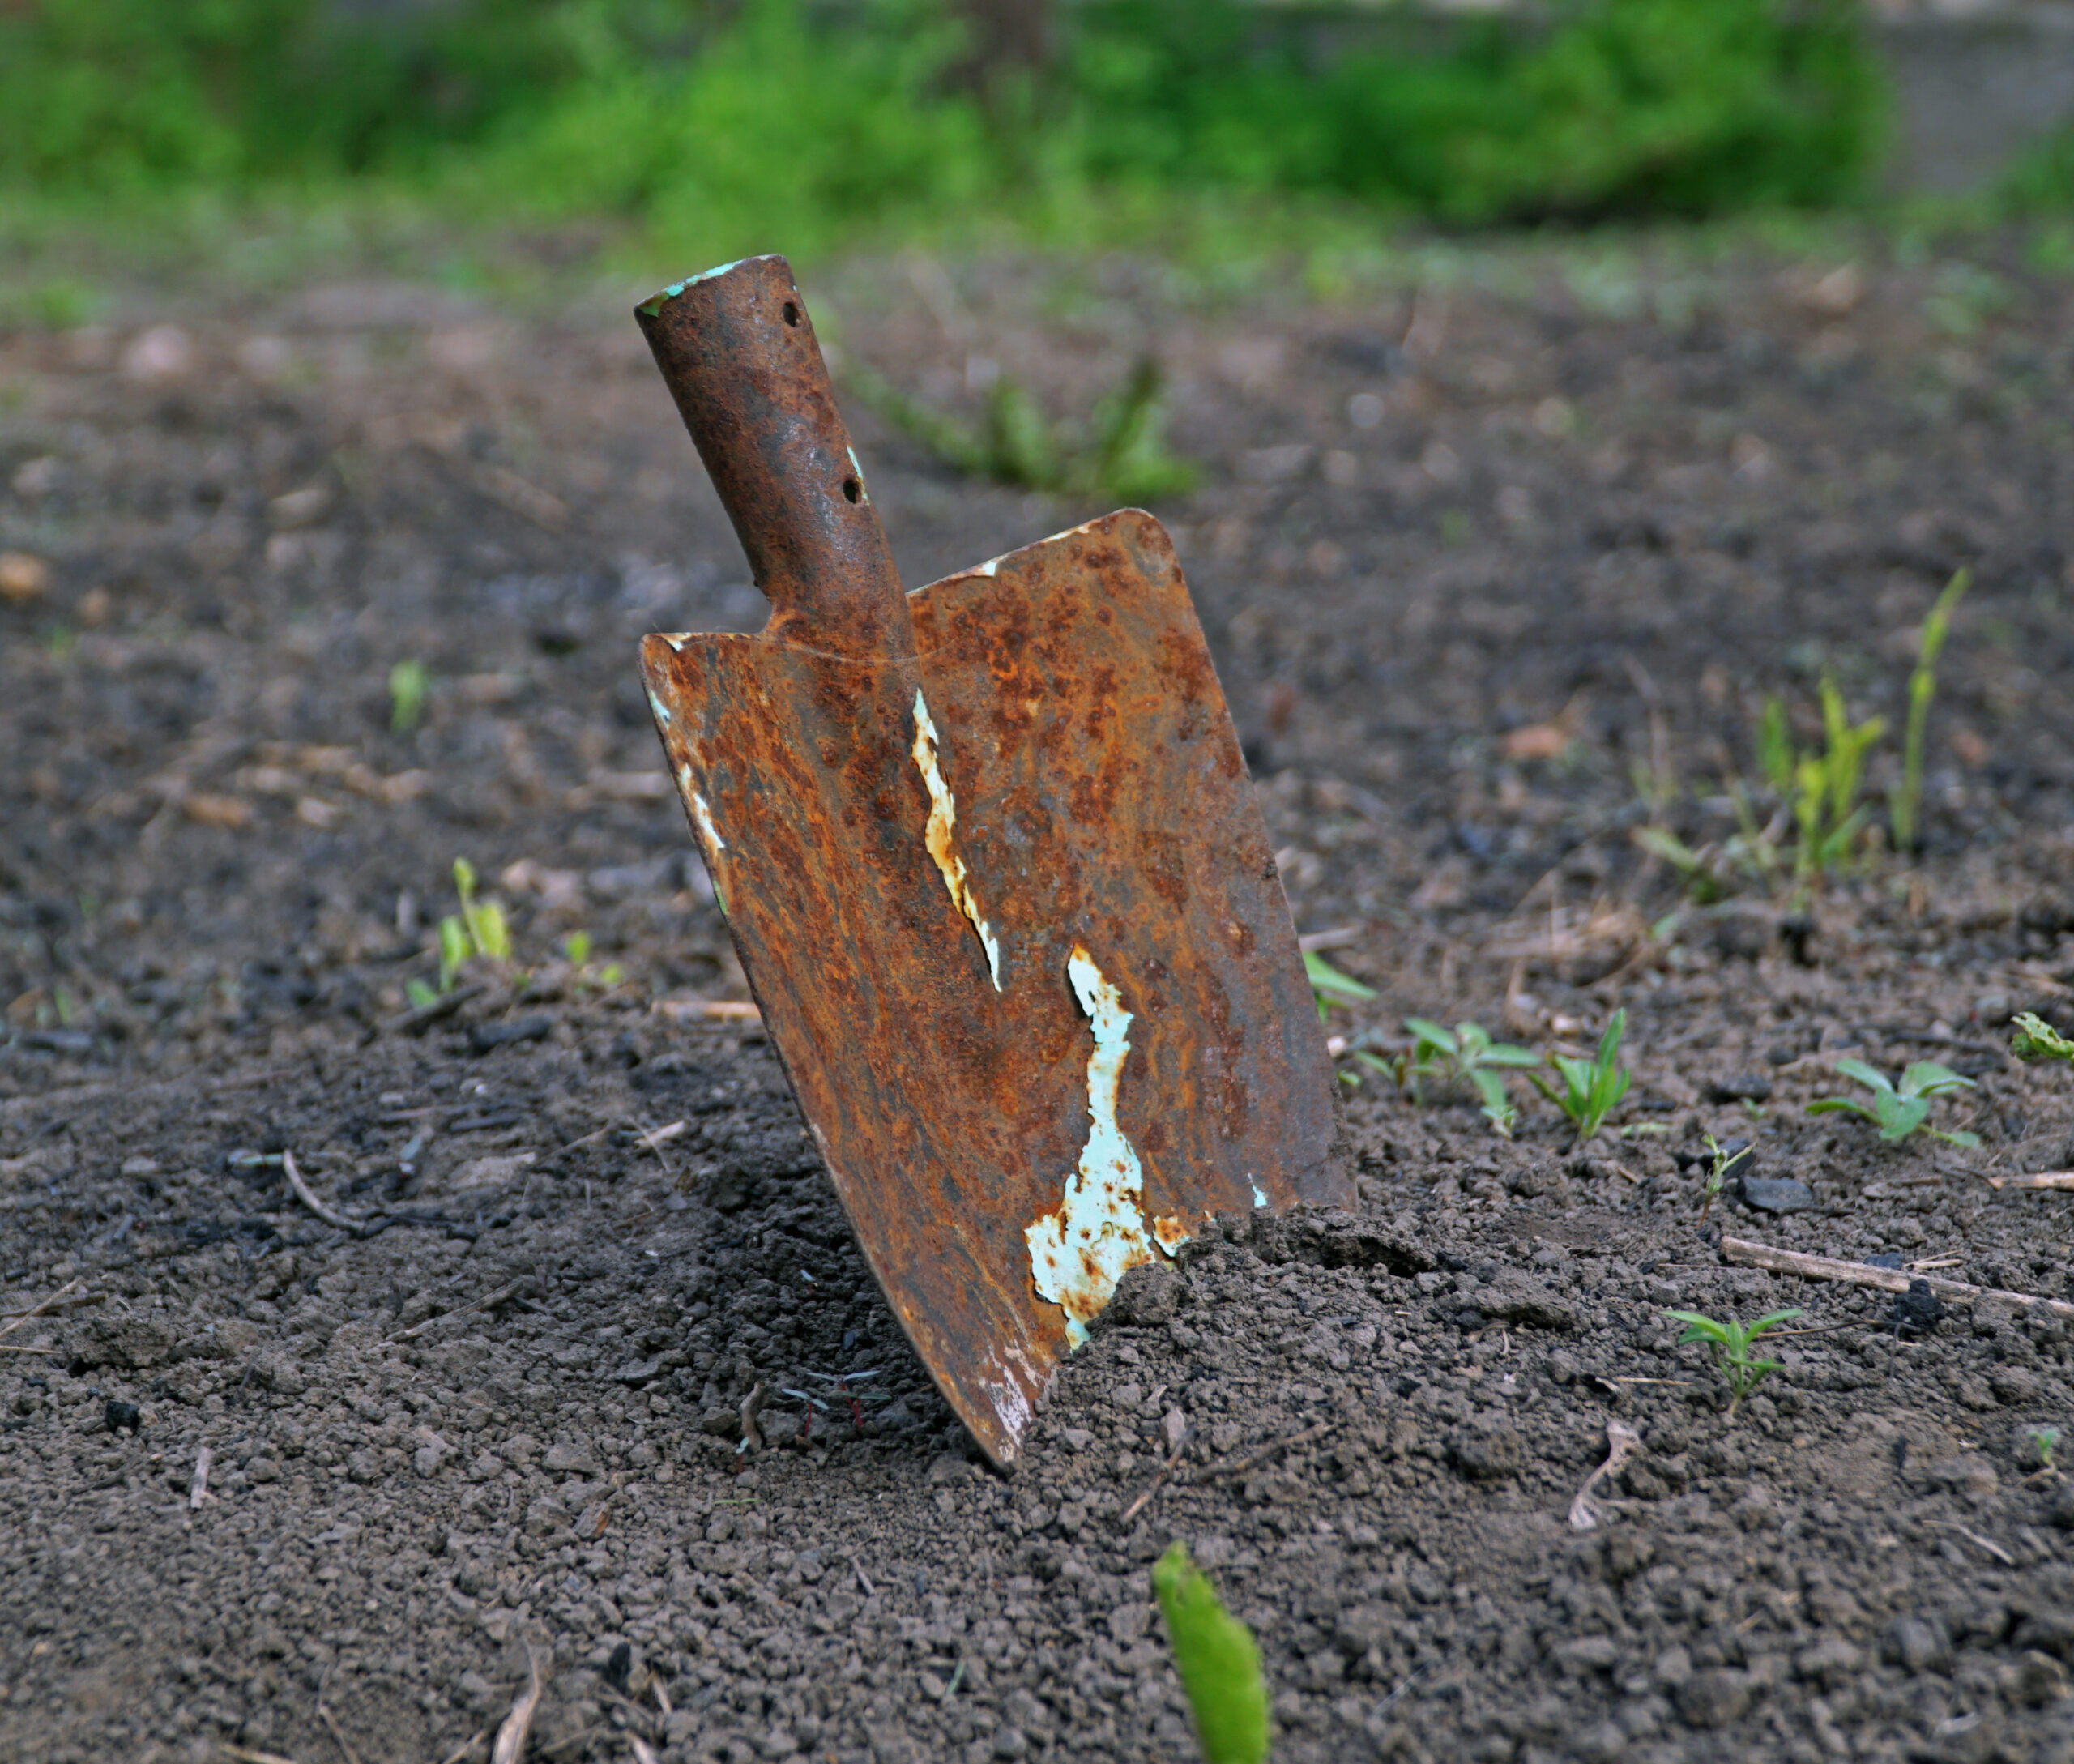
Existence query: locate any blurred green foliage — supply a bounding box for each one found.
[0,0,1884,254]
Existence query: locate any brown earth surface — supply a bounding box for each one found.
[3,238,2074,1764]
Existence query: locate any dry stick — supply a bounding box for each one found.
[0,1275,92,1339]
[1719,1237,2074,1323]
[392,1278,527,1344]
[1931,1521,2015,1568]
[1986,1171,2074,1191]
[386,980,489,1036]
[221,1748,302,1764]
[189,1446,215,1510]
[433,1731,489,1764]
[316,1704,364,1764]
[282,1149,363,1234]
[740,1383,768,1454]
[1205,1419,1337,1484]
[1569,1420,1643,1533]
[491,1643,545,1764]
[1120,1444,1187,1527]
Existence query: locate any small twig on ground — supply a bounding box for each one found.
[651,1676,672,1717]
[189,1445,214,1510]
[316,1703,363,1764]
[1120,1443,1186,1526]
[0,1276,96,1339]
[392,1278,527,1343]
[491,1642,545,1764]
[629,1739,661,1764]
[854,1561,877,1598]
[1569,1420,1643,1532]
[1986,1171,2074,1191]
[283,1150,363,1234]
[1930,1521,2015,1567]
[433,1729,488,1764]
[222,1748,302,1764]
[555,1125,611,1155]
[1204,1419,1336,1484]
[1720,1236,2074,1323]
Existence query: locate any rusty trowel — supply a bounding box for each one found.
[634,257,1348,1469]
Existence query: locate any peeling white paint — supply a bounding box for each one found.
[664,634,688,653]
[689,791,726,854]
[1151,1215,1192,1256]
[910,691,1002,989]
[1252,1181,1269,1209]
[647,689,672,726]
[1025,946,1155,1348]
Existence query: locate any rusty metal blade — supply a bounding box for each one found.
[642,509,1347,1468]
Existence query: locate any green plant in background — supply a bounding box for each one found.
[1530,1008,1631,1140]
[408,856,511,1006]
[2028,1425,2060,1472]
[1890,569,1969,855]
[1304,950,1375,1023]
[1152,1542,1270,1764]
[2012,1012,2074,1067]
[1663,1307,1803,1416]
[1759,677,1884,878]
[847,355,1198,505]
[1807,1057,1980,1147]
[1398,1018,1543,1137]
[388,658,429,734]
[562,929,624,990]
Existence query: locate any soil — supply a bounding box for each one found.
[4,237,2074,1764]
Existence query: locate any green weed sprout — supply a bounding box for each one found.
[1152,1542,1270,1764]
[410,858,513,1006]
[562,931,623,990]
[1400,1018,1542,1137]
[1756,678,1884,878]
[1663,1308,1803,1416]
[1304,950,1376,1023]
[848,356,1197,505]
[2012,1012,2074,1067]
[2028,1425,2060,1471]
[1698,1133,1752,1222]
[1530,1008,1631,1139]
[1891,569,1969,854]
[1807,1057,1981,1147]
[389,658,429,735]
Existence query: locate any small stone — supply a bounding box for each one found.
[103,1399,141,1435]
[1884,1616,1950,1675]
[1706,1074,1773,1104]
[0,552,50,604]
[121,323,194,381]
[1675,1668,1751,1728]
[456,1669,493,1711]
[1794,1635,1861,1687]
[466,1451,502,1482]
[1889,1280,1945,1338]
[346,1450,382,1484]
[1449,1422,1523,1481]
[925,1452,976,1487]
[245,1455,281,1484]
[1737,1176,1816,1215]
[1104,1260,1179,1327]
[992,1726,1030,1759]
[543,1440,599,1475]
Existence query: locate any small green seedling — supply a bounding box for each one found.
[389,658,429,734]
[1530,1008,1631,1140]
[408,857,514,1006]
[561,930,624,990]
[1697,1133,1752,1223]
[2012,1012,2074,1068]
[1304,950,1376,1023]
[1807,1057,1981,1147]
[2027,1425,2059,1472]
[1890,569,1969,854]
[1663,1308,1803,1416]
[1152,1542,1270,1764]
[1758,677,1884,878]
[1400,1018,1543,1137]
